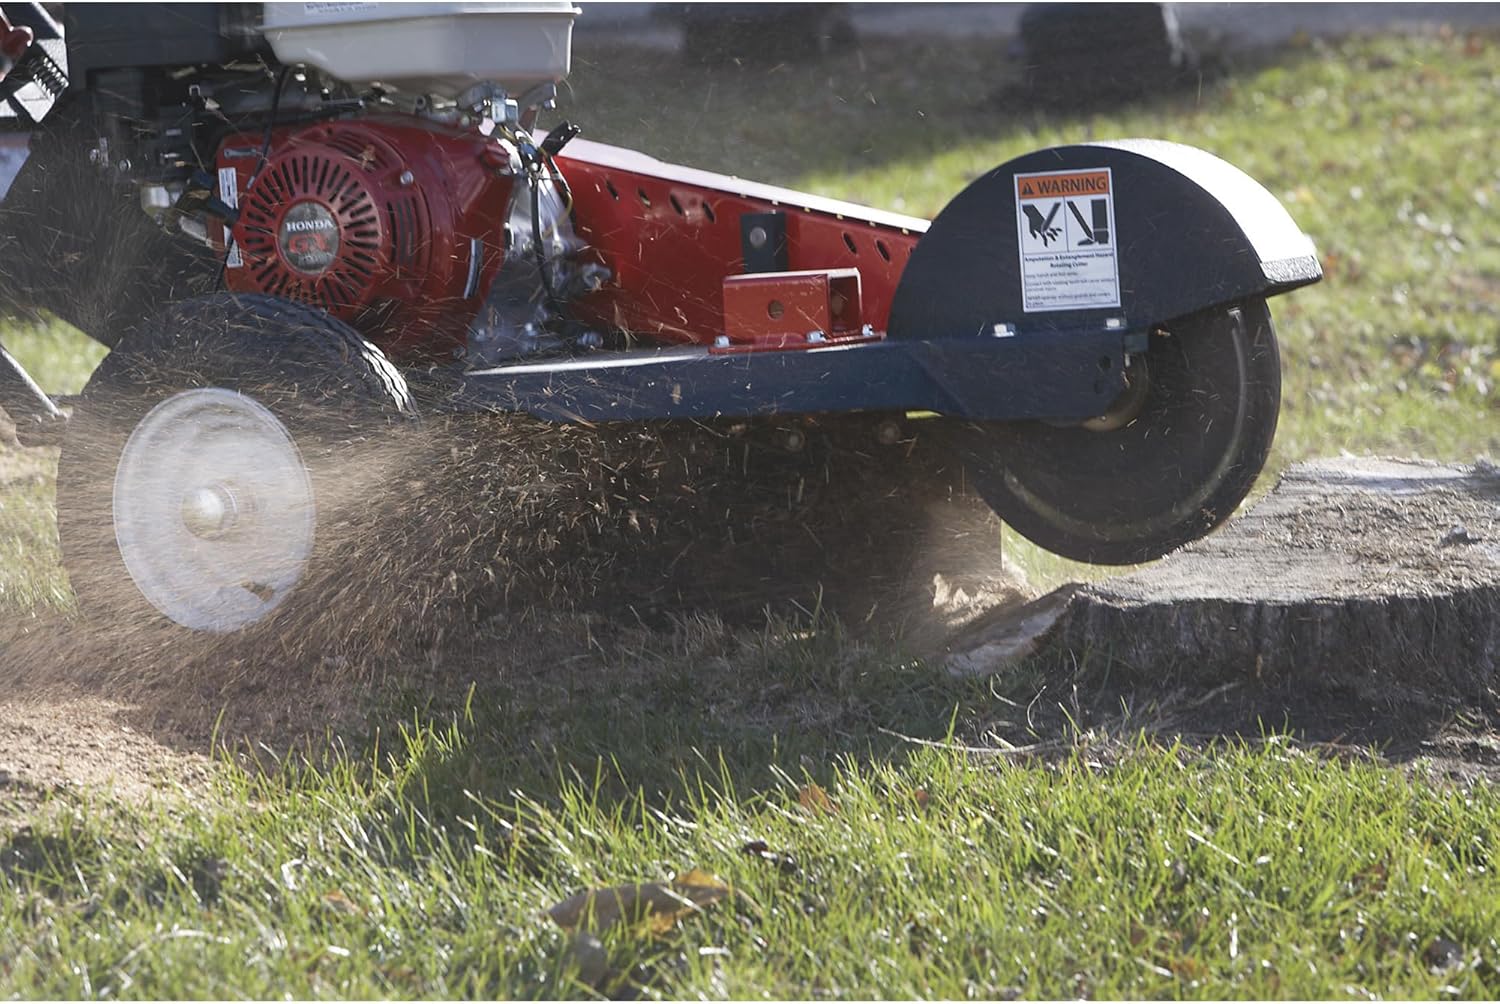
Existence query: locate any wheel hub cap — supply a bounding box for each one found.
[112,388,316,633]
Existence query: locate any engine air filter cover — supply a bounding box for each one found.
[261,1,579,99]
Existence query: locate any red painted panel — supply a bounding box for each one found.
[555,139,924,347]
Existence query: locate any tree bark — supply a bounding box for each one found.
[947,459,1500,698]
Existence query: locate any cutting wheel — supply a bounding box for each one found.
[949,299,1281,565]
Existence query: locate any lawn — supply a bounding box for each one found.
[1,25,1499,999]
[5,710,1499,999]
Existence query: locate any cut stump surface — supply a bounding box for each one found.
[948,458,1500,696]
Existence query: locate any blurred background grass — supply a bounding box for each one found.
[4,28,1498,597]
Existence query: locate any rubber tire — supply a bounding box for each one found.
[55,293,413,634]
[953,299,1281,565]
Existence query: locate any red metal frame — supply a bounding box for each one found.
[211,126,930,361]
[553,138,926,349]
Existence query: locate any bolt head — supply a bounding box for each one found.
[748,226,768,249]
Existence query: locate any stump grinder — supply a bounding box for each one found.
[0,2,1321,635]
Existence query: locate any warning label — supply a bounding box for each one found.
[218,166,242,269]
[1015,168,1119,312]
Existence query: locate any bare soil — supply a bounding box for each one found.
[5,448,1500,808]
[0,693,210,810]
[0,418,1032,807]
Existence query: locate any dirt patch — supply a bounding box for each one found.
[1,414,1033,805]
[0,612,375,812]
[0,694,210,807]
[11,444,1500,804]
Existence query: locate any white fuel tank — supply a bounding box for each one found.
[262,2,579,99]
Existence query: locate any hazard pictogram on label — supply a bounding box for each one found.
[219,166,243,269]
[1015,167,1119,312]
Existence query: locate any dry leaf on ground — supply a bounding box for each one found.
[546,868,730,935]
[797,783,839,815]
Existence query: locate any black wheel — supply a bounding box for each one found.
[55,293,413,634]
[952,299,1281,565]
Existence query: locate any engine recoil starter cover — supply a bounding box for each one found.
[216,118,515,358]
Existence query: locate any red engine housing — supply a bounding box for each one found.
[214,117,516,359]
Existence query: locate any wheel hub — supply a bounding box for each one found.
[1081,356,1152,432]
[112,388,316,633]
[179,483,245,539]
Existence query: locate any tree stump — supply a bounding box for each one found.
[947,458,1500,698]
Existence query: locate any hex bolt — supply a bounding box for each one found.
[748,226,768,249]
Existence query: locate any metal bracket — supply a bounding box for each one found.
[721,268,863,348]
[739,211,788,273]
[457,328,1128,425]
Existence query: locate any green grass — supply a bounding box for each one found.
[0,322,91,613]
[4,705,1499,998]
[3,27,1500,1000]
[1,315,107,397]
[0,317,103,613]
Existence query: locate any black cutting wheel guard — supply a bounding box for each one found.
[952,299,1281,565]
